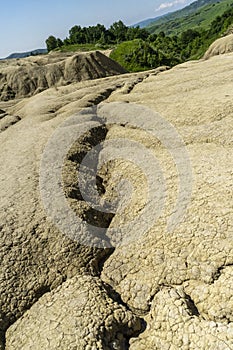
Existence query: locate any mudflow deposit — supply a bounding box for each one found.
[0,34,233,350]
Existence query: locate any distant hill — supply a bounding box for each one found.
[133,0,218,29]
[133,15,165,28]
[4,49,47,60]
[146,0,233,35]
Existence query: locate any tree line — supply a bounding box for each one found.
[45,21,149,51]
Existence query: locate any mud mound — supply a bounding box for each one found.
[204,34,233,59]
[0,51,126,101]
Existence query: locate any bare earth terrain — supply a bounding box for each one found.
[0,37,233,349]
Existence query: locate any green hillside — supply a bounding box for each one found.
[110,5,233,71]
[147,0,233,35]
[135,0,218,28]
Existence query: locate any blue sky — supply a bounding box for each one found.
[0,0,194,58]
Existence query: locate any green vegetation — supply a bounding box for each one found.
[147,0,233,35]
[110,36,181,72]
[46,36,60,52]
[110,5,233,71]
[45,21,149,52]
[110,39,157,72]
[45,4,233,72]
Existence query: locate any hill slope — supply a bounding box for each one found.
[134,0,217,28]
[133,15,165,28]
[147,0,233,34]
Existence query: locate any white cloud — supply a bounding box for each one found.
[155,0,188,12]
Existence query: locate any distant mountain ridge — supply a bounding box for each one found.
[3,49,47,60]
[133,15,165,28]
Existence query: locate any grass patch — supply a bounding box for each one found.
[110,39,159,72]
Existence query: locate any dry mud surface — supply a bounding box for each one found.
[0,50,233,349]
[204,34,233,60]
[0,51,126,101]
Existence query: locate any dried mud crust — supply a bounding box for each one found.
[0,51,233,349]
[6,275,144,350]
[101,54,233,348]
[0,70,155,349]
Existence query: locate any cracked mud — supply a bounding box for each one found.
[0,49,232,349]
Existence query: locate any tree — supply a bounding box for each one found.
[63,37,71,45]
[69,25,84,44]
[158,31,165,38]
[94,24,107,42]
[127,27,149,41]
[180,29,200,46]
[109,21,128,43]
[147,34,158,42]
[46,36,58,52]
[98,32,108,46]
[56,38,63,47]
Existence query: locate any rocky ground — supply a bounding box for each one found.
[0,39,233,349]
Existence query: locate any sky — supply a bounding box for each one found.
[0,0,194,58]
